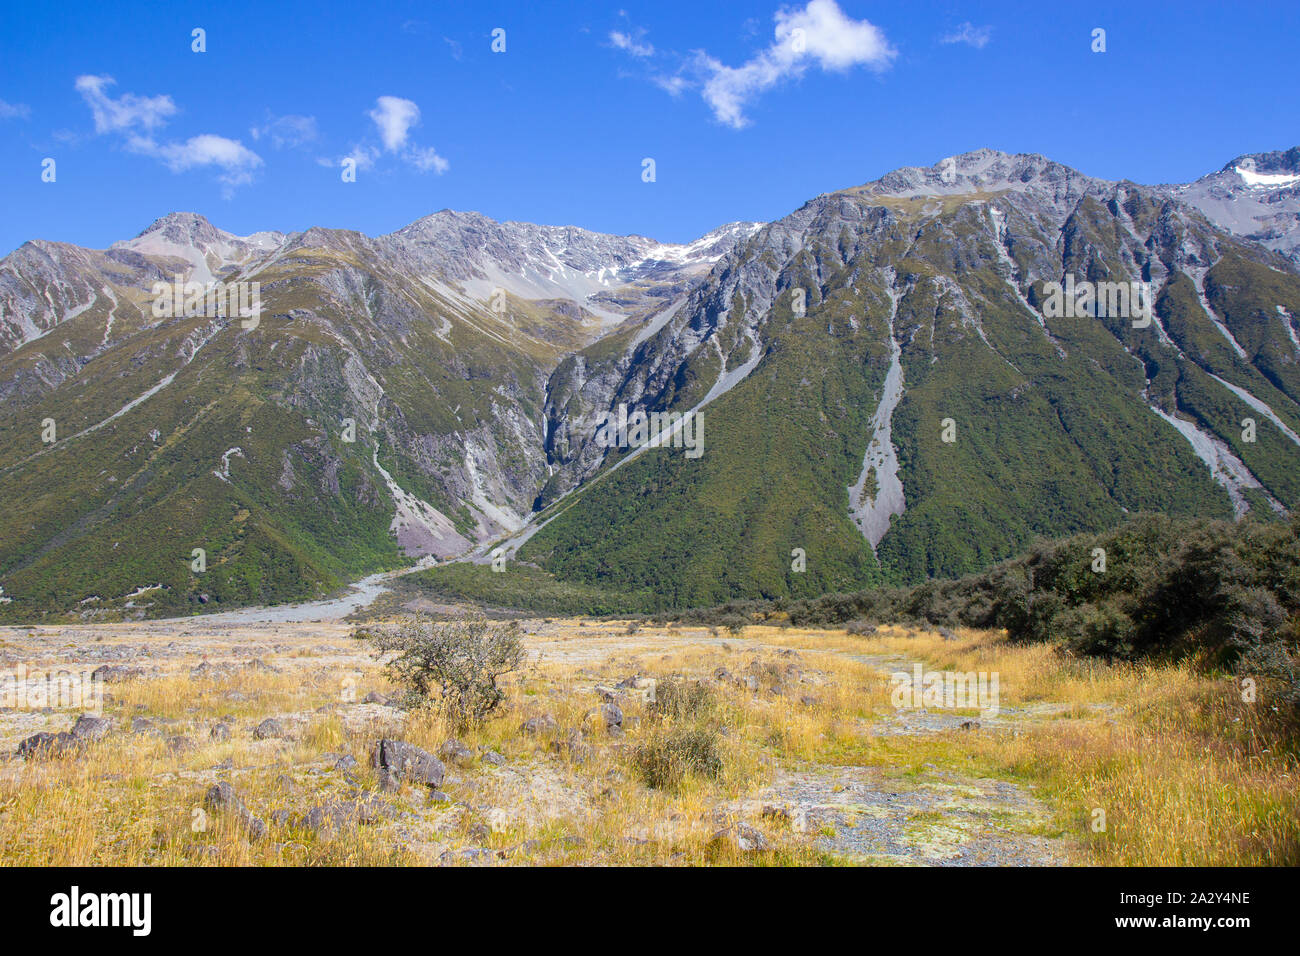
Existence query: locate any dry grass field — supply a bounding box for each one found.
[0,617,1295,866]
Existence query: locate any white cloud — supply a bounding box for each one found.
[610,30,654,57]
[73,76,263,194]
[128,133,263,196]
[406,145,449,174]
[369,96,421,152]
[317,145,378,172]
[250,113,318,149]
[941,22,992,49]
[346,145,379,170]
[74,75,176,133]
[0,98,30,120]
[652,74,689,96]
[360,96,449,174]
[657,1,895,129]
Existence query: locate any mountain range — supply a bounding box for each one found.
[2,146,1300,620]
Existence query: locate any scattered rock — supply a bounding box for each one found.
[438,739,475,769]
[252,718,285,740]
[333,754,358,771]
[601,702,623,734]
[203,782,267,839]
[520,713,558,736]
[190,661,231,680]
[371,739,445,788]
[549,732,591,765]
[302,796,391,834]
[17,731,76,759]
[91,664,143,683]
[480,750,505,767]
[709,822,771,855]
[70,714,112,741]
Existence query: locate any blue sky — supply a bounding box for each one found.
[1,0,1297,255]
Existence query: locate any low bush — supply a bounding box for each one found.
[357,613,525,731]
[633,727,723,790]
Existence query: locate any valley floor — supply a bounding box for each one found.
[0,619,1293,866]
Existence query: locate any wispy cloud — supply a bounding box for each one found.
[136,134,263,191]
[406,145,449,174]
[327,97,448,175]
[940,22,992,49]
[610,30,654,57]
[624,1,895,129]
[75,75,176,133]
[0,98,30,120]
[75,75,261,196]
[250,113,318,149]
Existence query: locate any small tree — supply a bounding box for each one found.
[360,613,524,731]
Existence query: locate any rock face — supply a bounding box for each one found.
[370,739,445,788]
[1162,147,1300,265]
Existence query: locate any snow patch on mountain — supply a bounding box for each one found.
[1236,166,1300,188]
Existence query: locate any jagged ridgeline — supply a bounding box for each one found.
[2,149,1300,619]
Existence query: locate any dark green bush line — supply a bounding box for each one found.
[669,514,1300,712]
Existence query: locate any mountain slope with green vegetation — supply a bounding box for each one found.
[4,151,1300,621]
[515,152,1300,603]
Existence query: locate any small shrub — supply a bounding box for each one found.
[649,679,715,722]
[358,613,524,732]
[634,727,723,789]
[720,613,748,636]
